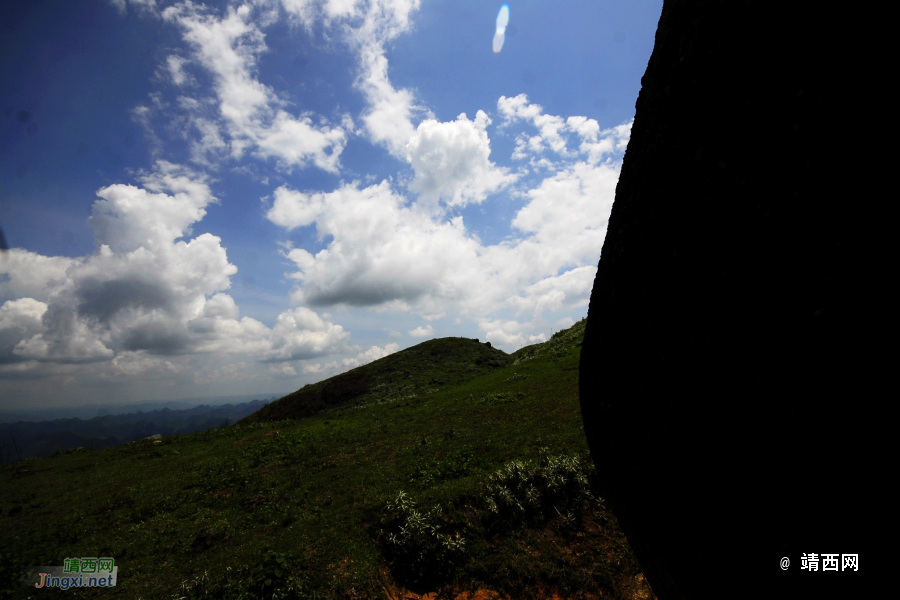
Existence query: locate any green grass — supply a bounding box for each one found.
[0,319,654,599]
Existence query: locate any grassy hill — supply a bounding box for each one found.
[0,319,655,600]
[241,337,513,425]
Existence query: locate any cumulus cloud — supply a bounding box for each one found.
[408,325,434,338]
[0,251,79,301]
[269,145,621,325]
[498,94,571,157]
[510,160,620,273]
[263,95,634,353]
[555,316,575,330]
[498,94,632,167]
[294,341,400,377]
[0,162,353,373]
[88,160,218,253]
[478,318,545,350]
[0,299,47,364]
[161,2,349,172]
[407,111,516,207]
[507,266,596,318]
[341,342,400,368]
[566,117,632,164]
[270,180,481,307]
[262,307,350,361]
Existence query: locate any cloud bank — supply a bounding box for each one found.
[2,0,634,408]
[0,162,397,401]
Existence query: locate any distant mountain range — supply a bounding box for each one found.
[0,393,288,423]
[0,398,278,463]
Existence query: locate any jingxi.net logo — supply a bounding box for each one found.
[31,557,117,590]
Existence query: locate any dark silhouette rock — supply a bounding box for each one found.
[579,2,873,599]
[484,341,492,348]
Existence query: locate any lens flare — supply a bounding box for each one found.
[493,5,510,53]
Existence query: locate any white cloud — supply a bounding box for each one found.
[555,316,575,330]
[107,0,158,17]
[567,117,632,164]
[293,341,400,378]
[498,94,570,156]
[477,319,528,349]
[269,141,621,329]
[407,111,516,207]
[88,160,217,253]
[165,55,189,86]
[280,0,422,157]
[408,324,434,338]
[0,299,48,364]
[161,2,348,172]
[355,44,418,157]
[271,180,482,307]
[155,0,433,174]
[269,362,299,377]
[477,318,549,351]
[510,160,620,272]
[262,307,350,361]
[498,94,632,165]
[281,0,366,29]
[507,266,596,318]
[0,251,80,301]
[0,163,353,372]
[266,186,327,230]
[341,342,400,368]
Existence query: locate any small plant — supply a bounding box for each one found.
[171,570,209,599]
[380,491,466,585]
[409,446,475,489]
[478,392,523,406]
[483,449,594,531]
[225,550,296,599]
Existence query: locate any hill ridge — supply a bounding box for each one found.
[244,319,588,425]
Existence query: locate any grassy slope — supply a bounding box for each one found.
[0,319,654,600]
[241,337,514,425]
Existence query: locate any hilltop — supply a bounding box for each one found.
[243,337,512,424]
[0,318,654,600]
[244,320,587,425]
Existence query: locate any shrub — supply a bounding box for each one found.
[483,449,594,531]
[380,491,466,585]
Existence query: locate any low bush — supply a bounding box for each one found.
[483,448,594,532]
[379,491,467,586]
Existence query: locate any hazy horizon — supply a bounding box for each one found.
[0,391,286,414]
[1,0,662,411]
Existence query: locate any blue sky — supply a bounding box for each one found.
[0,0,662,409]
